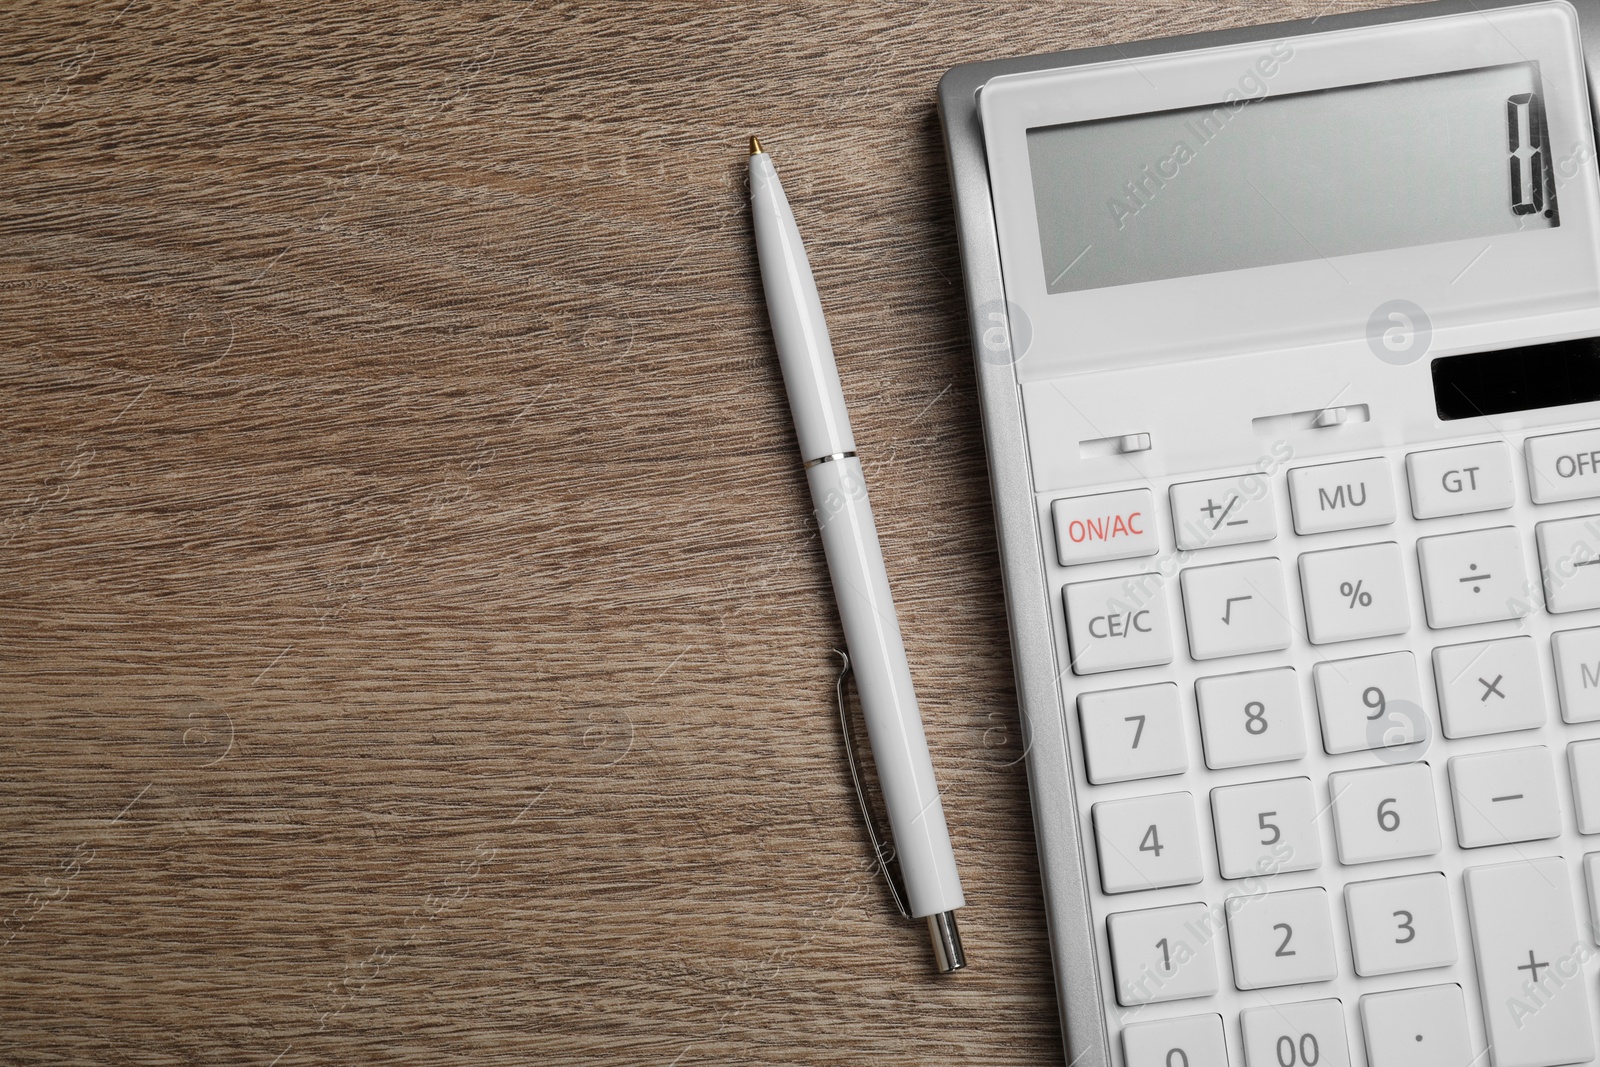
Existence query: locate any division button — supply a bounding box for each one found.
[1416,526,1531,628]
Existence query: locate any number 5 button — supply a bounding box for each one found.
[1092,792,1204,894]
[1226,887,1339,988]
[1210,776,1322,879]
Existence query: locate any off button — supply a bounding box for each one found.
[1527,427,1600,503]
[1051,488,1158,566]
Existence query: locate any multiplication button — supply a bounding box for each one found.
[1169,475,1277,550]
[1063,575,1174,675]
[1298,542,1409,644]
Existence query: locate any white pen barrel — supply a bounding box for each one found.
[749,153,856,462]
[807,456,965,918]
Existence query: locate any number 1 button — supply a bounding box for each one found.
[1092,792,1203,894]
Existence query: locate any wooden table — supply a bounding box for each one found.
[0,1,1373,1061]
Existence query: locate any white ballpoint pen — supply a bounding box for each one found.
[747,136,967,972]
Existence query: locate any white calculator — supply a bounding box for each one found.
[939,2,1600,1065]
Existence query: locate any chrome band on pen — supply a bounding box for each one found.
[804,451,857,469]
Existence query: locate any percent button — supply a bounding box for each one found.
[1299,542,1411,645]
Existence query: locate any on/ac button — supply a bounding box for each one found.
[1051,489,1159,566]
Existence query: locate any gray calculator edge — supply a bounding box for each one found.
[936,2,1600,1065]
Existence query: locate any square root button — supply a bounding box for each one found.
[1178,557,1291,660]
[1051,489,1158,566]
[1064,574,1174,675]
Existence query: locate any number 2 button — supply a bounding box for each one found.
[1227,887,1339,989]
[1092,792,1204,894]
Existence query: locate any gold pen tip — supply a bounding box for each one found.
[748,135,764,156]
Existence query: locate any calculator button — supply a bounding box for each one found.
[1464,857,1596,1067]
[1570,739,1600,834]
[1106,902,1221,1006]
[1122,1013,1228,1067]
[1416,526,1531,628]
[1432,636,1547,738]
[1406,441,1516,519]
[1312,652,1428,754]
[1240,999,1350,1067]
[1170,475,1278,550]
[1051,488,1158,566]
[1526,426,1600,504]
[1344,872,1458,976]
[1447,746,1562,848]
[1359,984,1474,1067]
[1535,515,1600,613]
[1551,627,1600,722]
[1298,542,1410,644]
[1063,575,1174,675]
[1226,887,1338,989]
[1288,457,1397,534]
[1211,776,1321,879]
[1586,854,1600,943]
[1092,791,1203,894]
[1194,667,1306,769]
[1328,763,1441,865]
[1179,557,1292,660]
[1078,682,1189,784]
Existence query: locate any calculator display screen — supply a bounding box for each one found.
[1028,63,1559,294]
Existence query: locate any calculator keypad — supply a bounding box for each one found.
[1047,434,1600,1067]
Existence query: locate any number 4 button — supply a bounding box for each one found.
[1092,792,1204,894]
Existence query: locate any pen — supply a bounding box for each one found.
[747,136,967,972]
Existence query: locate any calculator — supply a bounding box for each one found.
[938,1,1600,1065]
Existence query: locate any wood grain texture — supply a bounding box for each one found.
[0,1,1389,1062]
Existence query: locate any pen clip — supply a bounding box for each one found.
[834,649,910,920]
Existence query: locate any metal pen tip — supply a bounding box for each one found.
[928,911,967,973]
[749,135,764,156]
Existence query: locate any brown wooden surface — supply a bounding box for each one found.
[0,2,1379,1062]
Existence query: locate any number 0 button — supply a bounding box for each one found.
[1092,792,1204,894]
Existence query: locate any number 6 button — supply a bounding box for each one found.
[1327,763,1441,865]
[1226,887,1339,988]
[1092,792,1204,894]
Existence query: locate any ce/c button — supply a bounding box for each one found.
[1064,574,1174,675]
